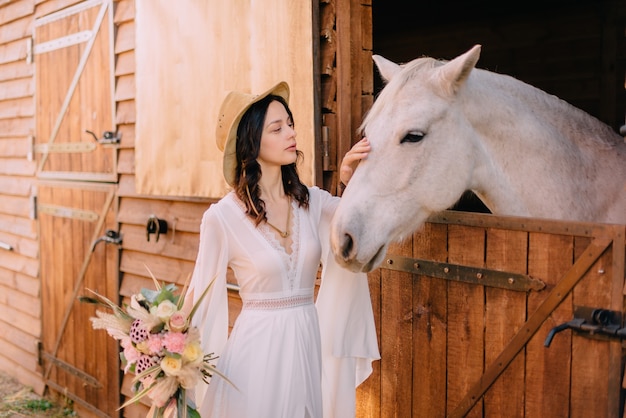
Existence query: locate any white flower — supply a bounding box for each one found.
[155,300,178,321]
[160,356,182,376]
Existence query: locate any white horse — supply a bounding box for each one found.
[331,44,626,273]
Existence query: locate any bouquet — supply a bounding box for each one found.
[83,268,228,418]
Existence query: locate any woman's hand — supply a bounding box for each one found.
[339,137,370,186]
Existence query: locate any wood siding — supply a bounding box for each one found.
[0,0,40,393]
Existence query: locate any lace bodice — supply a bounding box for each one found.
[223,193,320,300]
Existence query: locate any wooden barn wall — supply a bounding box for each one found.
[0,0,42,393]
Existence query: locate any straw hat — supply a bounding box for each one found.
[216,81,290,187]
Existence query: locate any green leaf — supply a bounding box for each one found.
[187,407,201,418]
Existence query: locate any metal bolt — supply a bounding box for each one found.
[476,273,483,279]
[444,267,449,273]
[508,278,515,284]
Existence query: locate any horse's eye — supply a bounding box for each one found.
[400,132,425,144]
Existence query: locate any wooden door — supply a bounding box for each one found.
[357,211,626,418]
[34,1,119,416]
[38,181,119,417]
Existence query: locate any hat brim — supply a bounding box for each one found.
[216,81,290,188]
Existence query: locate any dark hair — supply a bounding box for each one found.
[234,94,309,224]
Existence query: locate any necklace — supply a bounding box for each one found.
[265,199,291,238]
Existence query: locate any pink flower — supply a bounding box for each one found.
[146,334,163,354]
[123,344,141,372]
[162,332,186,354]
[168,312,187,332]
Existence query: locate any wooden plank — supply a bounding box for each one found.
[116,123,135,148]
[114,73,134,101]
[113,20,133,54]
[0,14,31,44]
[113,0,134,24]
[0,0,34,25]
[0,213,35,239]
[116,148,133,174]
[0,194,31,216]
[114,49,134,76]
[0,318,40,354]
[483,228,527,417]
[0,136,32,158]
[412,222,448,418]
[0,117,33,136]
[0,267,41,293]
[119,249,195,285]
[120,223,201,261]
[356,266,381,417]
[0,282,41,316]
[0,157,35,175]
[0,175,31,194]
[0,242,38,275]
[0,60,34,80]
[117,197,209,233]
[0,78,33,100]
[570,235,614,418]
[525,233,574,418]
[115,99,135,124]
[446,224,485,418]
[0,96,35,118]
[380,238,413,417]
[34,0,83,19]
[429,210,603,238]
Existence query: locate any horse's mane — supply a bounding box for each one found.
[366,55,622,150]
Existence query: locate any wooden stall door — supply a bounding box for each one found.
[38,182,119,417]
[358,212,625,418]
[34,1,119,417]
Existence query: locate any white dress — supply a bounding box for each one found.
[189,186,379,418]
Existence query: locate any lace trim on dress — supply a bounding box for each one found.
[242,294,314,310]
[230,194,301,290]
[258,200,300,290]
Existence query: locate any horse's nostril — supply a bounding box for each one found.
[341,233,354,261]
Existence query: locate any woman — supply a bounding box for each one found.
[189,81,379,418]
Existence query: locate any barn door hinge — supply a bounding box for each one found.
[544,306,625,346]
[37,341,102,388]
[383,254,545,292]
[26,37,33,64]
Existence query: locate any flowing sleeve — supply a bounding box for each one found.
[187,206,229,410]
[312,187,380,418]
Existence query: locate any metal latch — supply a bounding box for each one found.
[85,129,121,145]
[90,229,122,252]
[544,306,625,347]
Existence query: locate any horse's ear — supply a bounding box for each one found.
[435,44,481,96]
[373,55,401,83]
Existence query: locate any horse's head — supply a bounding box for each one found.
[331,45,483,272]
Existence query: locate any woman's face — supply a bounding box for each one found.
[257,100,297,168]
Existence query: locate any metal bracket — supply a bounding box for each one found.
[37,203,99,222]
[383,255,545,292]
[39,350,102,388]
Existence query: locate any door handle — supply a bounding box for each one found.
[91,229,122,252]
